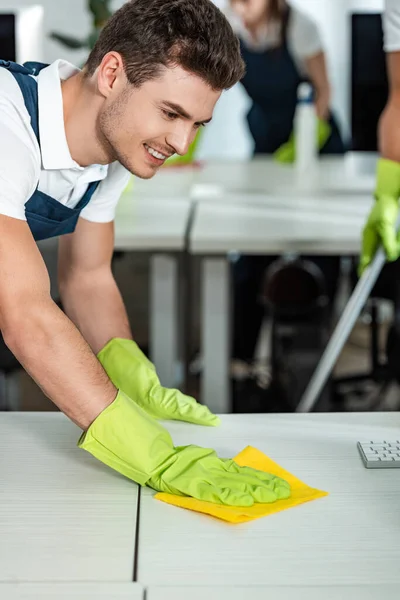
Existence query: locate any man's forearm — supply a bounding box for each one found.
[59,270,132,355]
[379,95,400,162]
[3,299,117,430]
[305,52,331,121]
[379,52,400,162]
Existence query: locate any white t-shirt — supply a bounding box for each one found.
[227,4,323,74]
[0,59,130,224]
[384,0,400,52]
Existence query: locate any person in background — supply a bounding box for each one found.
[360,0,400,273]
[228,0,345,375]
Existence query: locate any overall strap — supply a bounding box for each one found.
[281,4,291,46]
[0,59,49,142]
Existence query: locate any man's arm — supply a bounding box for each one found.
[0,215,117,430]
[58,217,132,354]
[379,52,400,161]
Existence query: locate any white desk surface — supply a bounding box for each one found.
[0,583,143,600]
[190,198,370,255]
[192,154,377,197]
[192,189,371,213]
[147,585,400,600]
[137,413,400,588]
[114,195,192,251]
[112,155,376,254]
[129,167,197,197]
[0,413,139,583]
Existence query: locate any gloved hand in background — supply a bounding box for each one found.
[273,118,331,164]
[359,158,400,275]
[98,338,220,427]
[78,390,291,506]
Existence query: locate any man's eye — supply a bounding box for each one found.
[164,111,178,120]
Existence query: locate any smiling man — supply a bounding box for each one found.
[0,0,292,506]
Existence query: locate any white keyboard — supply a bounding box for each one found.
[357,441,400,469]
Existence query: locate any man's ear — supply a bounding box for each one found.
[96,51,126,98]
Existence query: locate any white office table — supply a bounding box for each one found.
[190,197,372,410]
[147,586,399,600]
[0,414,139,583]
[114,194,193,388]
[137,413,400,593]
[129,166,197,197]
[0,583,143,600]
[192,154,377,197]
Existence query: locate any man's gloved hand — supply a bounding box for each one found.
[78,391,291,506]
[273,118,331,164]
[359,158,400,275]
[98,338,219,427]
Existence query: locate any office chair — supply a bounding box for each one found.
[331,259,400,411]
[232,257,331,413]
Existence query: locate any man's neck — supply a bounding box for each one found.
[61,72,111,167]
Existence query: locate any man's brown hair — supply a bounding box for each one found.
[84,0,245,90]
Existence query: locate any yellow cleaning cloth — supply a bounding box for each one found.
[155,446,328,524]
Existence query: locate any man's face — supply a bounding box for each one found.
[98,64,221,179]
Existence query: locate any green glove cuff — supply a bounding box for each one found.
[97,338,157,411]
[78,390,176,486]
[97,338,220,426]
[274,118,331,164]
[375,158,400,200]
[98,338,155,375]
[317,118,331,150]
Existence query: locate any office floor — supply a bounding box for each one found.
[17,251,400,413]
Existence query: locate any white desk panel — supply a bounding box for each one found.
[114,196,192,251]
[147,585,399,600]
[0,583,143,600]
[0,414,139,582]
[138,414,400,587]
[190,201,368,255]
[194,155,377,196]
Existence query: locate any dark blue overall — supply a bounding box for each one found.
[233,17,345,361]
[0,60,101,241]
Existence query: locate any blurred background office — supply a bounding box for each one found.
[1,0,397,415]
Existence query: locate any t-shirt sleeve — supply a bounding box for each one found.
[0,78,41,220]
[79,161,131,223]
[384,0,400,52]
[289,9,324,61]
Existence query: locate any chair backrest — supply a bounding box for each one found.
[262,257,328,321]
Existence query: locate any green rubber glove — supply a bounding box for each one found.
[273,118,331,164]
[359,158,400,275]
[98,338,219,427]
[78,390,291,506]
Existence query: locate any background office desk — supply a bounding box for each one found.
[193,154,377,197]
[0,414,139,583]
[190,196,372,411]
[138,413,400,593]
[114,194,193,388]
[90,155,377,392]
[1,583,143,600]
